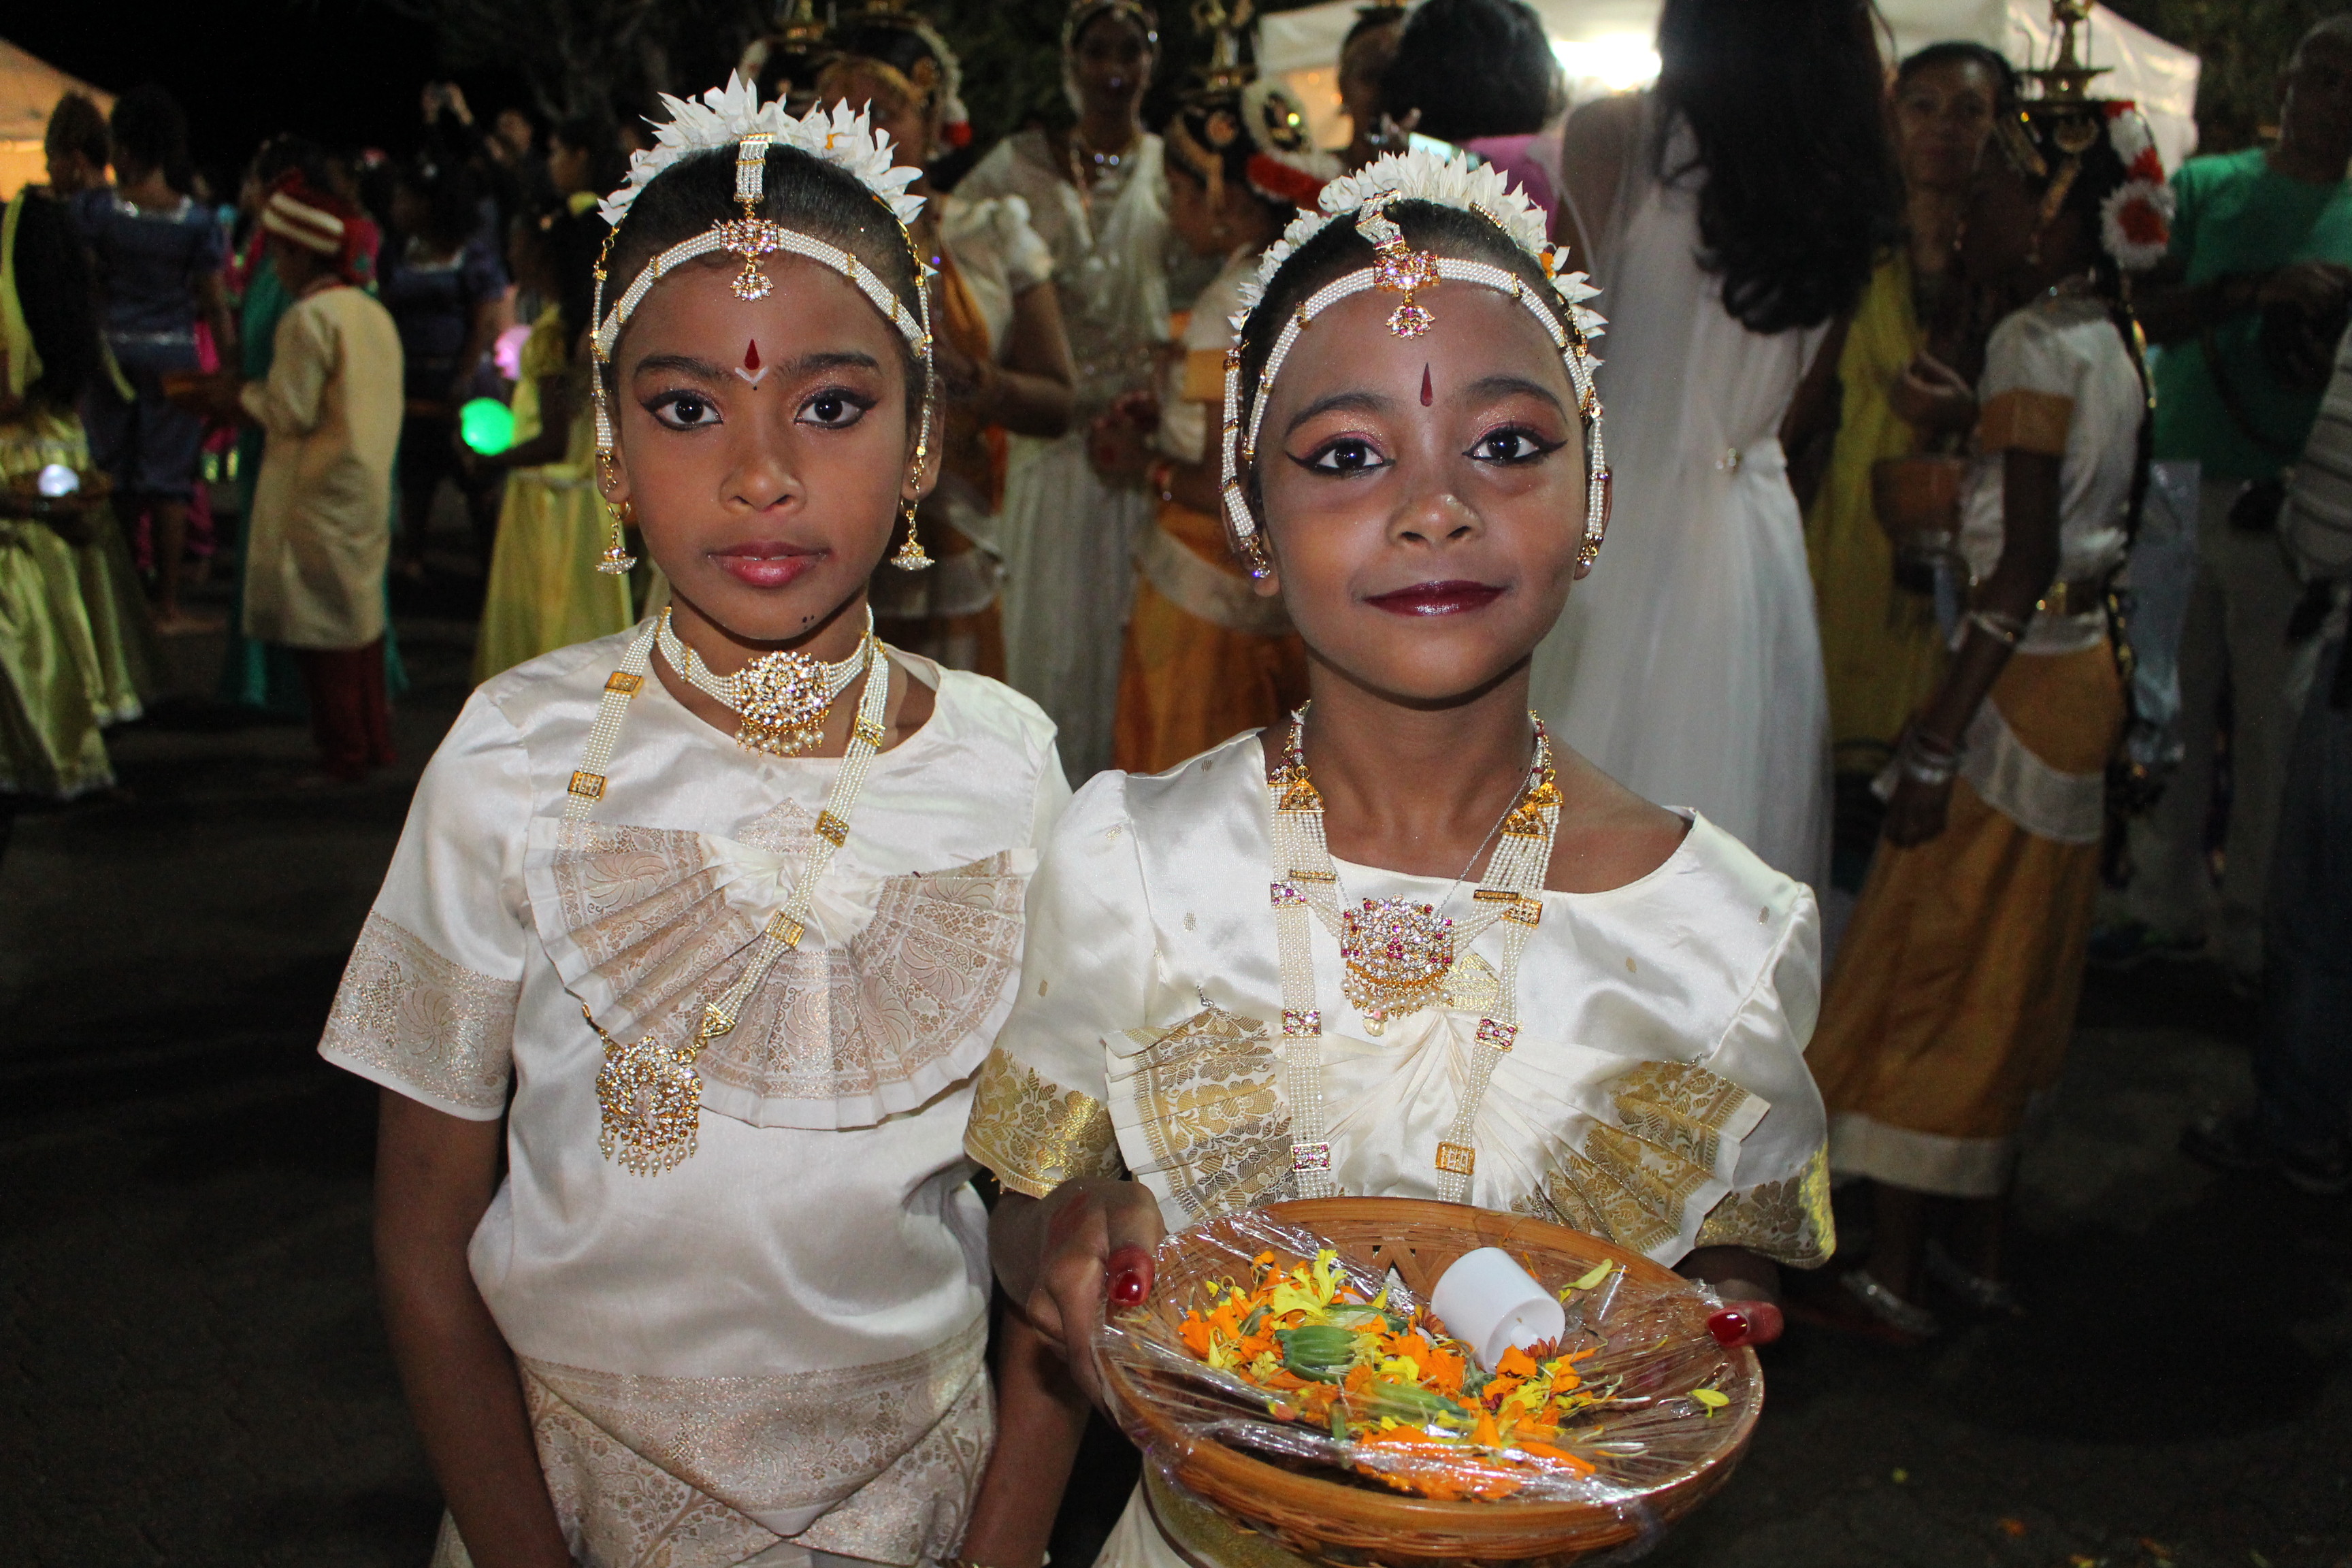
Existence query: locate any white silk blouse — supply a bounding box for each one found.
[965,730,1834,1271]
[319,626,1067,1567]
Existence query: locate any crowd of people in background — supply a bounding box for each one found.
[1,0,2348,1348]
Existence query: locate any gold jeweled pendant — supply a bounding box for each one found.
[1340,896,1456,1028]
[595,1034,702,1175]
[729,649,837,755]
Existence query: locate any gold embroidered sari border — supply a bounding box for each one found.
[964,1048,1124,1198]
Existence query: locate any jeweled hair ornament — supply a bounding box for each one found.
[1218,149,1611,578]
[587,75,938,575]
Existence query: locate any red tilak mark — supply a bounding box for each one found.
[1420,364,1433,406]
[734,340,770,388]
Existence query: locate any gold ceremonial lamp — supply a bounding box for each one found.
[2010,0,2110,181]
[2025,0,2110,105]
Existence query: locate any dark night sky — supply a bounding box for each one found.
[12,3,529,186]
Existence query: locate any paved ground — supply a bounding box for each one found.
[2,573,2346,1568]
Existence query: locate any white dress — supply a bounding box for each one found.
[1527,103,1833,887]
[319,627,1067,1568]
[871,192,1058,642]
[962,730,1832,1568]
[957,130,1172,783]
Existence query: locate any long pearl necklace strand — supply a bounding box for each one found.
[1266,706,1561,1205]
[565,615,895,1175]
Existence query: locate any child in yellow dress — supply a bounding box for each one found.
[471,203,636,681]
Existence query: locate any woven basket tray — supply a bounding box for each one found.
[1098,1197,1761,1566]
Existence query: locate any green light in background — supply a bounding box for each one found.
[459,397,516,455]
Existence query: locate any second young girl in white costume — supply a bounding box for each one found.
[966,150,1833,1567]
[323,80,1068,1568]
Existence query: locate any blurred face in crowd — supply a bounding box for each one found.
[549,134,592,197]
[1252,276,1592,706]
[266,231,331,293]
[1165,164,1227,257]
[1893,56,2002,196]
[44,144,103,195]
[389,180,431,242]
[1071,10,1152,125]
[506,217,555,301]
[493,109,536,165]
[1957,146,2042,281]
[603,252,934,645]
[2279,31,2352,164]
[819,61,934,176]
[1338,21,1402,144]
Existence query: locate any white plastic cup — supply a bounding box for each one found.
[1429,1247,1567,1372]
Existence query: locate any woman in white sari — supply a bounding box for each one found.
[1528,0,1899,886]
[958,0,1171,781]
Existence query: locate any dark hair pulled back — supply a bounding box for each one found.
[1894,39,2019,99]
[44,94,109,170]
[1652,0,1900,333]
[1380,0,1563,143]
[7,193,102,412]
[110,85,194,192]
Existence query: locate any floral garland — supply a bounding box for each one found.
[2096,100,2173,273]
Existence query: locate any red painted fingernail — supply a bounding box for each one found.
[1107,1243,1154,1307]
[1708,1309,1750,1346]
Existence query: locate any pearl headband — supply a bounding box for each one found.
[1218,151,1610,578]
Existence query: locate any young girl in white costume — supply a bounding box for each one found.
[964,151,1833,1566]
[321,79,1068,1568]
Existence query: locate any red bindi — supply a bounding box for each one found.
[1420,364,1433,406]
[734,339,770,387]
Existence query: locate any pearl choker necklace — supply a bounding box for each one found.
[655,606,873,756]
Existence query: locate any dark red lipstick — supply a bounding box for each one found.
[1365,580,1503,616]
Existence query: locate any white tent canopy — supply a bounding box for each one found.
[0,38,112,199]
[1256,1,2200,176]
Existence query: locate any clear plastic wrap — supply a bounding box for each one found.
[1093,1201,1761,1561]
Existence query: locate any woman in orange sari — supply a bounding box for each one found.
[1091,69,1334,774]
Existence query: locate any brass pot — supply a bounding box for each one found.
[1871,454,1966,595]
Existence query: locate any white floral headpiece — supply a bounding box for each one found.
[1218,148,1610,579]
[586,76,937,577]
[600,74,926,229]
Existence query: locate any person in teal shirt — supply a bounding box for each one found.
[2107,14,2352,982]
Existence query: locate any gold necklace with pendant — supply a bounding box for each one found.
[562,615,894,1175]
[655,606,872,756]
[1264,704,1561,1203]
